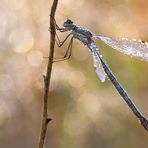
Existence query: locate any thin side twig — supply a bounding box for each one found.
[38,0,58,148]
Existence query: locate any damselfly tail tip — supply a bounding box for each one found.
[139,116,148,131]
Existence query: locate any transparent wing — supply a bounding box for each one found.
[95,35,148,62]
[92,51,106,82]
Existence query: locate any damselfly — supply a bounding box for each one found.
[51,17,148,131]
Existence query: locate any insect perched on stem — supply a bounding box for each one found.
[50,17,148,131]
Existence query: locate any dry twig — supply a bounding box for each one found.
[38,0,58,148]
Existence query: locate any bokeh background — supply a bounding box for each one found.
[0,0,148,147]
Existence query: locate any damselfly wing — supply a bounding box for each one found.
[95,35,148,62]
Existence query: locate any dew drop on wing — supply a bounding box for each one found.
[100,54,103,58]
[95,34,148,62]
[107,76,110,81]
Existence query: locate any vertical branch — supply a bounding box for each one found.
[38,0,58,148]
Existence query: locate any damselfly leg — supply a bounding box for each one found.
[47,16,74,62]
[55,32,72,47]
[47,23,73,62]
[53,37,73,62]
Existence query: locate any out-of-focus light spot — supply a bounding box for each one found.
[77,93,101,120]
[33,76,44,90]
[68,71,85,88]
[17,89,35,104]
[49,64,69,91]
[50,71,59,91]
[0,14,7,40]
[0,99,19,126]
[0,101,9,126]
[27,50,43,67]
[73,45,90,62]
[48,63,75,91]
[4,0,26,10]
[0,74,14,91]
[60,0,84,11]
[64,113,89,137]
[9,28,34,53]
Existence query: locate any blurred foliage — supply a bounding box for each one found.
[0,0,148,147]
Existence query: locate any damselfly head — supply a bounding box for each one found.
[63,18,73,28]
